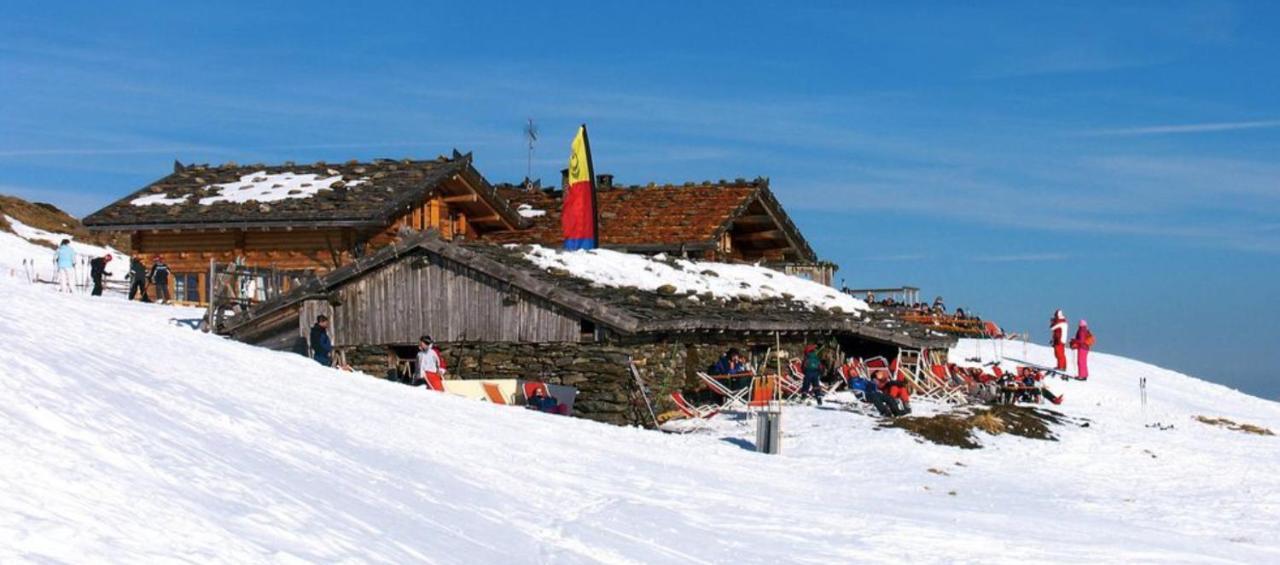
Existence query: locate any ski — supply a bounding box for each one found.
[999,356,1084,380]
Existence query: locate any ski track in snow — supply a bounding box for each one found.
[0,275,1278,563]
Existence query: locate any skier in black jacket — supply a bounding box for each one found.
[89,254,113,296]
[127,257,149,301]
[149,257,171,304]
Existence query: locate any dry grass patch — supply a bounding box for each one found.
[1194,415,1275,436]
[0,195,130,251]
[884,405,1079,449]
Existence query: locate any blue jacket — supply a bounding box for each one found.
[310,324,333,366]
[55,245,76,269]
[712,355,746,375]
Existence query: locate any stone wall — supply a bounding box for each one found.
[339,333,862,427]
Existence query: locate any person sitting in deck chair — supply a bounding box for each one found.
[417,335,446,391]
[711,347,752,394]
[525,385,569,415]
[1018,367,1064,405]
[866,368,911,417]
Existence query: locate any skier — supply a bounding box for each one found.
[1071,319,1094,380]
[149,256,171,304]
[417,335,447,392]
[309,315,333,366]
[126,257,149,301]
[53,239,76,293]
[798,344,825,405]
[1050,309,1069,371]
[88,254,113,296]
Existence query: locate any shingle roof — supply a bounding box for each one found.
[486,178,817,260]
[82,153,526,231]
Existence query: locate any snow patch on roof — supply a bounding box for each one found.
[520,245,866,313]
[197,171,367,205]
[130,193,190,207]
[516,204,547,218]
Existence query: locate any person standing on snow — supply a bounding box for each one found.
[798,344,826,405]
[1050,309,1069,371]
[417,335,447,391]
[310,315,333,366]
[126,257,149,301]
[1071,319,1094,380]
[148,256,171,304]
[53,239,76,293]
[88,254,113,296]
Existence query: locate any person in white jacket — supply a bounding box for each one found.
[1050,309,1069,371]
[417,335,446,391]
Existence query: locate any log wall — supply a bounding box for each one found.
[329,255,582,346]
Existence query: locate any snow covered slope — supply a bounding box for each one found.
[2,277,1278,563]
[1,215,129,285]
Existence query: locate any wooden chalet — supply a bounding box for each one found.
[487,177,838,285]
[221,231,953,425]
[82,152,526,303]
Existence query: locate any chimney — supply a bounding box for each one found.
[596,174,614,190]
[560,168,570,191]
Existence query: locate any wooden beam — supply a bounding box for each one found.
[443,194,478,204]
[737,229,782,242]
[734,214,774,224]
[469,214,501,224]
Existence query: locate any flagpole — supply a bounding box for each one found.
[581,123,599,249]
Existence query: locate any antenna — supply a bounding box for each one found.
[523,118,538,190]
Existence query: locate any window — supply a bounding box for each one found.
[173,273,201,302]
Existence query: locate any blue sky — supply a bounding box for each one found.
[2,1,1277,399]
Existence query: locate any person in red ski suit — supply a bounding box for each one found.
[1071,319,1094,380]
[1050,310,1068,371]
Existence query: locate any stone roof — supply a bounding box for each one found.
[223,231,953,349]
[485,178,817,261]
[82,152,526,231]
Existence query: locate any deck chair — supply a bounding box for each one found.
[669,392,719,431]
[482,382,507,405]
[749,376,777,408]
[423,372,445,392]
[522,381,549,400]
[697,372,751,410]
[777,370,806,402]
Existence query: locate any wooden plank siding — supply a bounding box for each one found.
[327,254,581,346]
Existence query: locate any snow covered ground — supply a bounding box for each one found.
[1,215,129,286]
[1,274,1278,562]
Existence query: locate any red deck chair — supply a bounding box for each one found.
[522,381,550,401]
[669,392,719,431]
[482,382,507,405]
[423,372,445,392]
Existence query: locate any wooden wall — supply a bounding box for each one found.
[328,253,582,346]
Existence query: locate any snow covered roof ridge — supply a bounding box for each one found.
[83,154,530,231]
[519,245,866,315]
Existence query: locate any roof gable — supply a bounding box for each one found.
[486,178,817,261]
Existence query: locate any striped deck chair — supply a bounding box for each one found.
[669,392,719,431]
[697,372,751,410]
